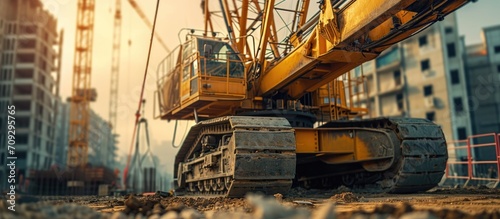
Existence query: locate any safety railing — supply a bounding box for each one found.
[445,133,500,187]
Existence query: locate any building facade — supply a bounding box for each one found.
[460,25,500,176]
[464,25,500,136]
[0,0,61,189]
[353,13,472,145]
[53,98,69,166]
[88,109,117,168]
[54,102,118,168]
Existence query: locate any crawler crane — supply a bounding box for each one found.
[155,0,470,197]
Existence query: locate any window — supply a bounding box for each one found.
[396,93,404,110]
[426,111,435,121]
[450,69,460,84]
[445,27,453,34]
[17,134,29,144]
[454,97,463,113]
[457,127,467,140]
[3,38,10,51]
[35,120,42,132]
[182,66,190,81]
[2,53,13,65]
[0,85,11,97]
[394,70,402,85]
[495,45,500,54]
[17,117,30,128]
[497,65,500,73]
[423,85,433,96]
[447,43,456,58]
[420,59,430,72]
[418,35,428,47]
[17,152,27,160]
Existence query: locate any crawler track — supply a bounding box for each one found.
[174,116,296,197]
[174,116,447,197]
[319,117,448,193]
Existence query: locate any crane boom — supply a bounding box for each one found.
[127,0,170,52]
[257,0,469,98]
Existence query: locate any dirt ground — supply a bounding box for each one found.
[74,186,500,218]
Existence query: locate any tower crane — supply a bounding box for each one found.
[67,0,97,167]
[154,0,471,197]
[109,0,121,135]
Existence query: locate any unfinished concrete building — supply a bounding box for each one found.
[0,0,61,191]
[465,25,500,136]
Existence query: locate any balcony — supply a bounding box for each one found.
[15,63,36,69]
[378,80,404,96]
[12,84,33,98]
[14,78,34,84]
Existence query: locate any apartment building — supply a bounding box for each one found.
[353,13,472,144]
[459,25,500,173]
[464,25,500,136]
[0,0,61,189]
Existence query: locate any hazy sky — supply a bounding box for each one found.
[40,0,500,170]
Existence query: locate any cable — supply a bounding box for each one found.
[171,120,189,148]
[123,0,161,189]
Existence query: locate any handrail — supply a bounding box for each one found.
[445,133,500,187]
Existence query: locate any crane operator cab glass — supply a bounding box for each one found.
[156,36,247,121]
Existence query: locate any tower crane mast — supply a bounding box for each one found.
[68,0,97,167]
[109,0,121,132]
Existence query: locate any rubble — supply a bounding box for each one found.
[2,187,500,219]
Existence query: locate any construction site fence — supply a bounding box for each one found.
[445,133,500,187]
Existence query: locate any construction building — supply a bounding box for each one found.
[464,25,500,136]
[353,13,472,145]
[29,103,119,195]
[0,0,61,191]
[460,25,500,177]
[53,102,118,168]
[88,110,118,168]
[53,98,69,166]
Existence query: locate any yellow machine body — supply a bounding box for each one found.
[155,0,470,196]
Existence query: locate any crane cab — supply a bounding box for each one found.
[156,36,247,121]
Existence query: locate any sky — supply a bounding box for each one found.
[39,0,500,173]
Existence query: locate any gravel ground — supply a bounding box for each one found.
[2,186,500,219]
